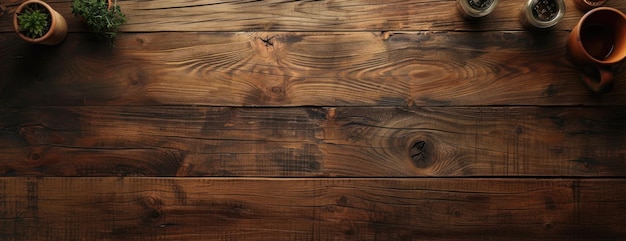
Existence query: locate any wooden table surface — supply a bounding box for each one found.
[1,0,626,240]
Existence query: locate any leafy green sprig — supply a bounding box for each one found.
[71,0,125,42]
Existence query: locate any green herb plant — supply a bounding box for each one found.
[17,4,50,39]
[71,0,125,44]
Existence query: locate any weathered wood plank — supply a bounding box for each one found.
[0,177,624,240]
[1,106,625,177]
[1,31,625,106]
[1,0,625,32]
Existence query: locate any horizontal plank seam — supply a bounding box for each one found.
[0,30,575,34]
[1,177,622,180]
[4,104,626,108]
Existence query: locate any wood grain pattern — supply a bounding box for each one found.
[2,0,626,239]
[2,106,625,177]
[0,177,624,241]
[1,0,625,32]
[1,31,625,107]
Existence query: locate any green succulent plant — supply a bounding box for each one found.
[71,0,125,43]
[17,4,50,39]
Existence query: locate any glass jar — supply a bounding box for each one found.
[573,0,607,11]
[457,0,499,19]
[520,0,566,28]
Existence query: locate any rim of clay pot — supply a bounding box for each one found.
[576,7,626,64]
[13,0,58,43]
[521,0,565,28]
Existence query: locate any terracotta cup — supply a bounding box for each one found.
[567,7,626,93]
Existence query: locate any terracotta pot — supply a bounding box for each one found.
[567,7,626,93]
[13,0,67,45]
[573,0,607,11]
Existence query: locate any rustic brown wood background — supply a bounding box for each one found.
[1,0,626,240]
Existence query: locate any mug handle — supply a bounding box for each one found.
[580,66,614,94]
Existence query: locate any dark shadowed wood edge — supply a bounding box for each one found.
[1,31,625,107]
[1,106,625,177]
[0,0,625,32]
[0,177,624,241]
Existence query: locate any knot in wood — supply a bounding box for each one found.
[544,222,553,230]
[409,140,430,168]
[271,86,283,94]
[336,195,348,206]
[257,35,279,49]
[28,152,41,161]
[267,85,286,98]
[141,195,161,208]
[410,141,425,155]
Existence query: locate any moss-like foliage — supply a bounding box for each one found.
[72,0,125,43]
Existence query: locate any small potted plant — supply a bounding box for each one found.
[71,0,126,44]
[13,0,68,45]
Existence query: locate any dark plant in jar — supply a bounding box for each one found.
[468,0,495,10]
[533,0,560,22]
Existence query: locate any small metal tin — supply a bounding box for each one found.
[520,0,566,29]
[573,0,607,11]
[457,0,499,19]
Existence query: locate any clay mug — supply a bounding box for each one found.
[567,7,626,93]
